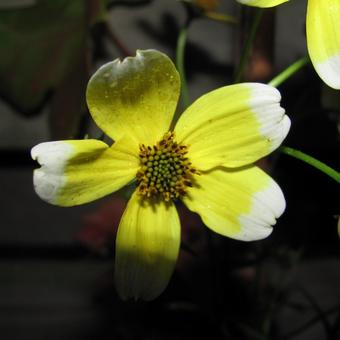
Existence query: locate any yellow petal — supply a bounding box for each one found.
[86,49,180,145]
[31,137,139,206]
[175,83,290,170]
[115,191,180,301]
[182,166,285,241]
[307,0,340,89]
[236,0,289,7]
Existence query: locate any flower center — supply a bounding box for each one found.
[137,132,198,202]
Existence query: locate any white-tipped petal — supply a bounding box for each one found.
[307,0,340,89]
[237,178,285,240]
[31,137,139,206]
[175,83,290,170]
[310,55,340,90]
[182,166,286,241]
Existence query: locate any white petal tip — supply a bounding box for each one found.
[315,55,340,89]
[281,115,291,141]
[237,179,286,241]
[31,142,73,205]
[235,223,273,241]
[247,83,281,100]
[247,83,290,151]
[33,169,58,204]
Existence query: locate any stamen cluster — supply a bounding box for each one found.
[137,132,198,202]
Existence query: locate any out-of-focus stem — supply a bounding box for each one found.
[268,57,310,87]
[234,8,264,83]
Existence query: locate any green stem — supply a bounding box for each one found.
[268,57,310,87]
[280,146,340,183]
[176,25,190,108]
[234,8,264,83]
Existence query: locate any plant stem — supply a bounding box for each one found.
[176,24,190,109]
[234,8,264,83]
[268,57,310,87]
[280,146,340,183]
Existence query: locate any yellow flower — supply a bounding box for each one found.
[236,0,340,89]
[31,50,290,300]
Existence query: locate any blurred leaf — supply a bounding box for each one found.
[49,50,87,139]
[0,0,105,115]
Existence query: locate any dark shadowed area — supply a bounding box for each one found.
[0,1,339,340]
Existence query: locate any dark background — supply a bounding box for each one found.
[0,1,339,339]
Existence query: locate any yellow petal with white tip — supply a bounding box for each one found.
[182,166,285,241]
[306,0,340,89]
[86,49,180,145]
[31,137,139,206]
[175,83,290,171]
[236,0,289,8]
[115,191,180,301]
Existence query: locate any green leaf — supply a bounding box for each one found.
[0,0,104,114]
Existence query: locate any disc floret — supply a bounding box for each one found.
[137,132,198,202]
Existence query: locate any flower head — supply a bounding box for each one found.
[236,0,340,89]
[31,50,290,300]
